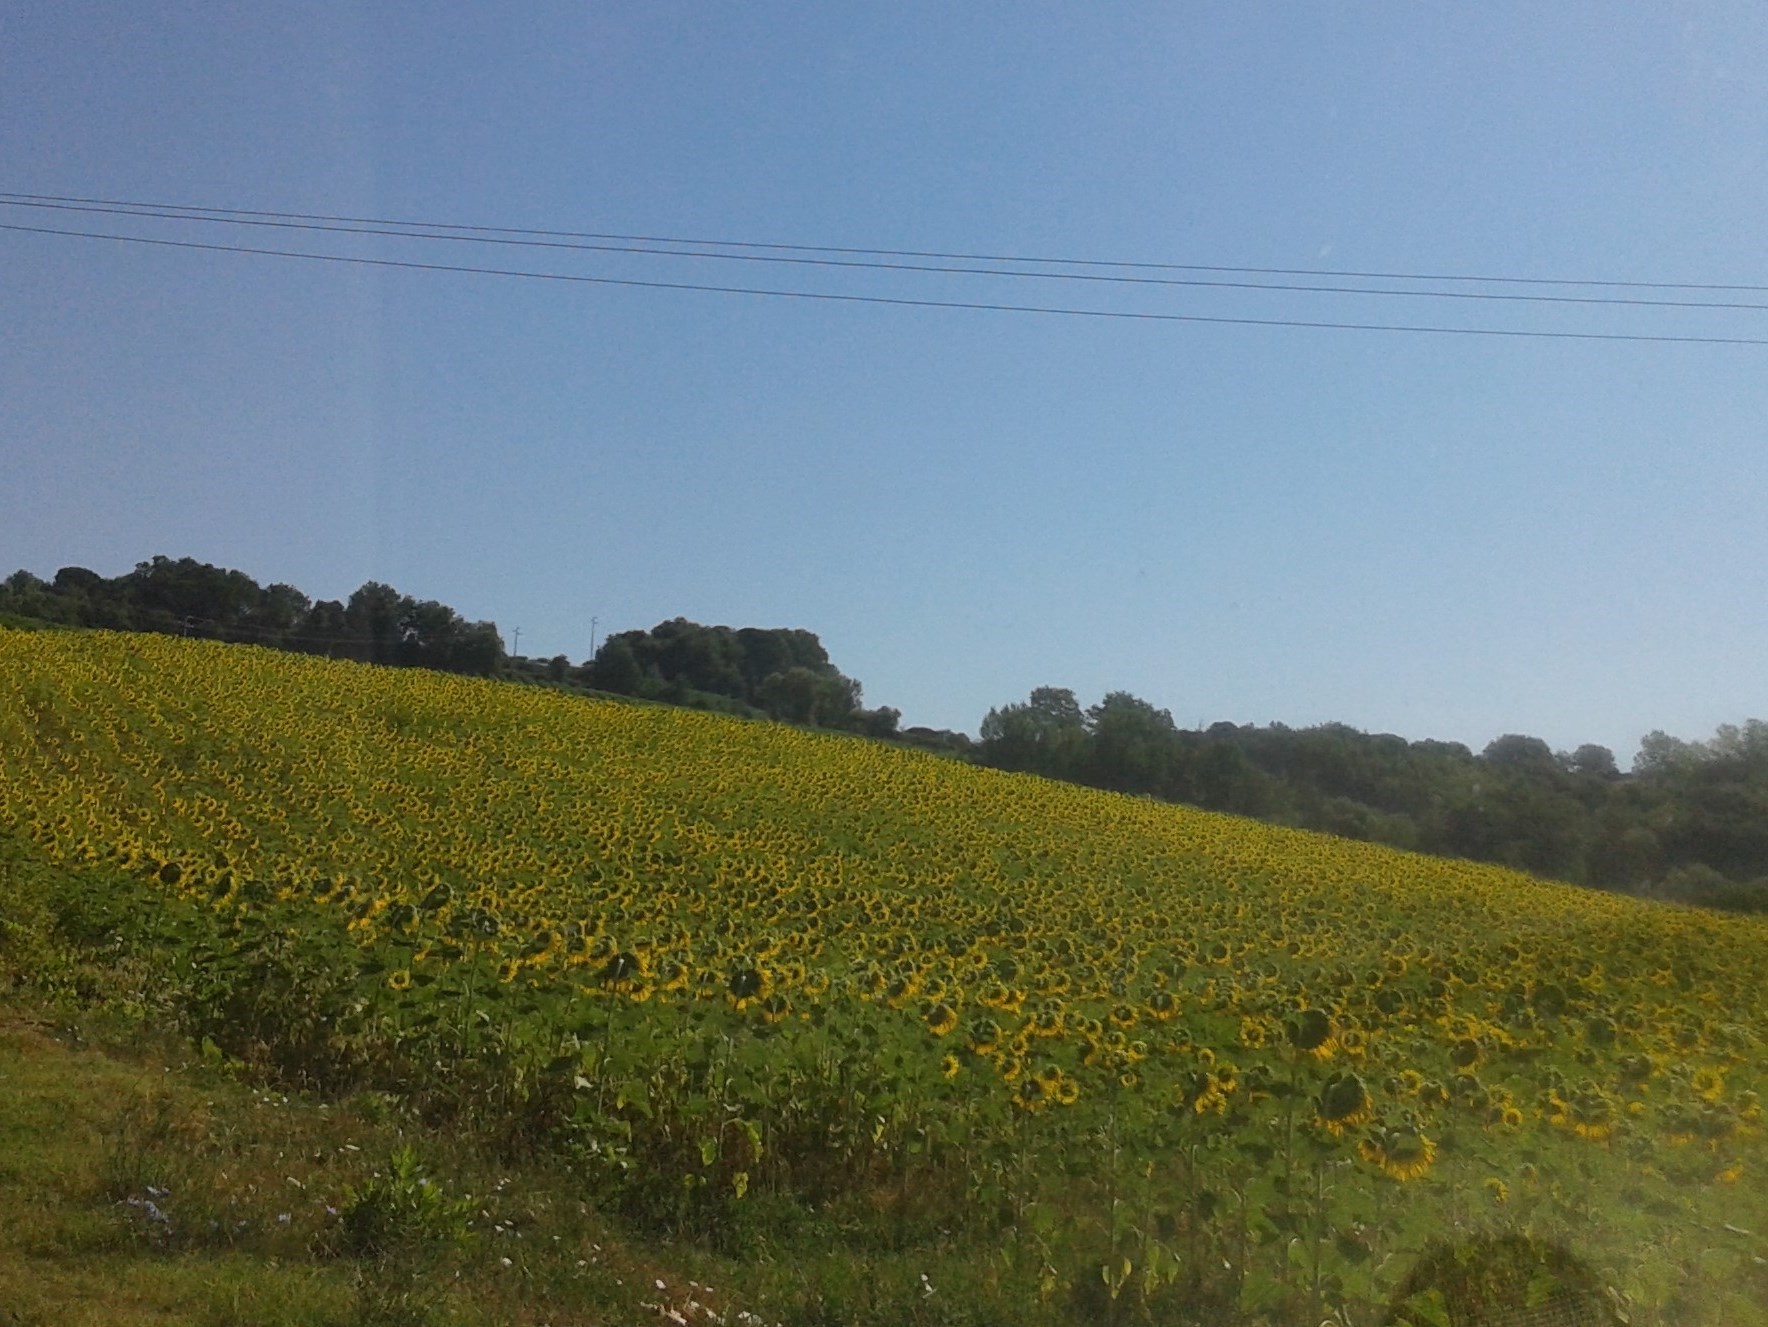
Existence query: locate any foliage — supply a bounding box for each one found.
[330,1146,476,1260]
[0,556,506,676]
[585,616,890,733]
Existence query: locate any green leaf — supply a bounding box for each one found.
[1526,1271,1561,1309]
[614,1079,651,1117]
[1398,1289,1452,1327]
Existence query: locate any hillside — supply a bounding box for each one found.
[13,558,1768,908]
[3,627,1766,1325]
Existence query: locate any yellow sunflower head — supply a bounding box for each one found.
[922,1000,959,1038]
[1315,1072,1375,1136]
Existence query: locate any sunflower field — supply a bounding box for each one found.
[3,627,1765,1324]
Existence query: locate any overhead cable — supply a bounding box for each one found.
[4,196,1768,313]
[6,220,1766,345]
[4,189,1766,293]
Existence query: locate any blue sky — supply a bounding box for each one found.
[4,3,1764,761]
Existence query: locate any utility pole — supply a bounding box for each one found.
[512,626,521,657]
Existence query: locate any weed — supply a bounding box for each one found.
[328,1145,475,1261]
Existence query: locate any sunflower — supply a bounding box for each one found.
[977,981,1013,1011]
[599,950,650,995]
[1316,1072,1376,1136]
[1027,1002,1065,1038]
[966,1017,1003,1056]
[1288,1007,1336,1059]
[387,968,412,992]
[1548,1082,1617,1141]
[940,1053,961,1080]
[1179,1070,1230,1116]
[726,964,771,1012]
[1358,1126,1436,1181]
[1691,1066,1726,1103]
[922,1000,959,1037]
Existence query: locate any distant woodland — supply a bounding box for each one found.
[6,556,1765,913]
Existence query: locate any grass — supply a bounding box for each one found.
[0,1012,344,1325]
[0,992,683,1326]
[0,940,1006,1327]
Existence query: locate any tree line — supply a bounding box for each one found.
[977,687,1768,913]
[2,558,506,675]
[5,556,1764,911]
[0,558,933,742]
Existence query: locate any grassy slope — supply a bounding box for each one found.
[3,628,1767,1325]
[0,1009,351,1327]
[0,992,711,1327]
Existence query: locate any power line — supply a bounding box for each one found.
[5,195,1767,313]
[5,220,1767,346]
[6,188,1766,294]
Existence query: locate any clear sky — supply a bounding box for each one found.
[4,3,1764,762]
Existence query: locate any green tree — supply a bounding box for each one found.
[1566,744,1619,779]
[758,667,825,724]
[979,686,1088,777]
[257,583,312,637]
[1634,730,1702,777]
[759,667,860,726]
[1085,691,1179,794]
[588,636,644,694]
[346,582,408,664]
[1481,734,1558,774]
